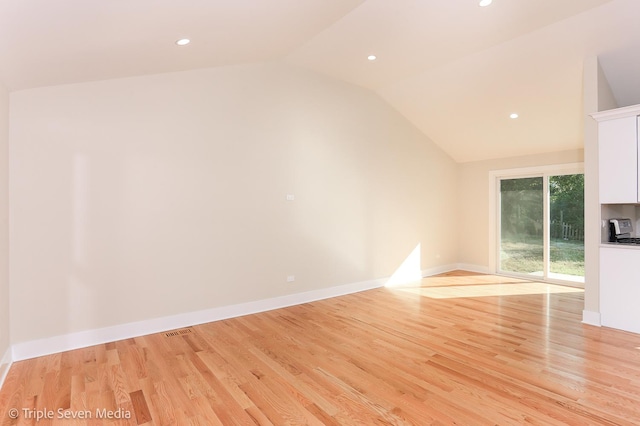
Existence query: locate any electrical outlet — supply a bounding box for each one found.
[286,194,295,201]
[287,275,295,283]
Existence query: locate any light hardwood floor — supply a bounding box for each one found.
[2,271,640,425]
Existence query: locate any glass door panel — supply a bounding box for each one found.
[499,177,544,277]
[549,174,585,282]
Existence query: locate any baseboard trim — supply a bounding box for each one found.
[0,347,12,390]
[11,277,386,362]
[455,263,491,274]
[420,264,491,278]
[582,310,601,327]
[421,264,458,277]
[9,264,499,361]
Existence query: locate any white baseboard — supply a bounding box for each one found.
[8,263,502,362]
[0,346,12,390]
[420,264,491,278]
[421,264,458,277]
[582,310,601,327]
[456,263,491,274]
[11,277,386,362]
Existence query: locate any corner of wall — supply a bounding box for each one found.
[455,264,490,274]
[582,310,601,327]
[421,264,458,277]
[0,81,10,391]
[582,56,620,324]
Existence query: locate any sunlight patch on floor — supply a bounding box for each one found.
[396,282,584,299]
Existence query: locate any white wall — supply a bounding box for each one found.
[457,149,584,271]
[582,56,618,323]
[0,82,9,378]
[9,62,458,345]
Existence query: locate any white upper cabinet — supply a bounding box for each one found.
[592,105,640,204]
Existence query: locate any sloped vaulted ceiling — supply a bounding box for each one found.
[1,0,638,162]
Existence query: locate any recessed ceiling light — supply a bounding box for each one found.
[176,38,190,46]
[479,0,493,6]
[510,113,519,119]
[367,55,377,61]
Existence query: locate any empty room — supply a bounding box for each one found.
[1,0,640,424]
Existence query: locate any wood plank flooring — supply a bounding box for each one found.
[2,271,640,425]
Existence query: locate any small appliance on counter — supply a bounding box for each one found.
[608,218,640,244]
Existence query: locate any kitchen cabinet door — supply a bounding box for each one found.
[600,247,640,334]
[597,115,638,204]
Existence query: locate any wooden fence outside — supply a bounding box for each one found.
[551,220,584,241]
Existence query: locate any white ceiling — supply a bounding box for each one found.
[0,0,638,162]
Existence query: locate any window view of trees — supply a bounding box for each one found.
[499,174,584,280]
[500,177,543,241]
[500,177,544,275]
[549,174,584,279]
[550,174,584,240]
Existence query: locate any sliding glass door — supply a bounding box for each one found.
[548,174,584,282]
[496,171,584,284]
[499,177,544,277]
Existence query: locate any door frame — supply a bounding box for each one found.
[488,163,584,286]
